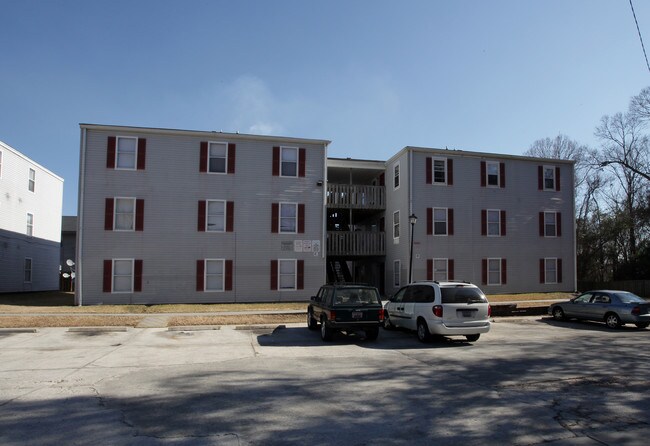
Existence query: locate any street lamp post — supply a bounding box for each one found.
[408,213,417,284]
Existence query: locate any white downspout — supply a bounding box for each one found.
[76,127,87,305]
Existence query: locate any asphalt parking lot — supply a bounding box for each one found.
[1,316,649,446]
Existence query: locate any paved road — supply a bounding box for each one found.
[1,317,648,445]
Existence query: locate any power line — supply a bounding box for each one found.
[629,0,650,75]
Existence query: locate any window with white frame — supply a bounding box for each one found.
[393,210,400,239]
[434,259,448,281]
[393,260,401,287]
[205,259,225,291]
[116,137,137,169]
[114,198,136,231]
[278,259,297,290]
[207,200,226,232]
[487,210,501,236]
[280,203,297,233]
[433,158,447,184]
[545,258,558,284]
[24,258,32,283]
[28,168,35,192]
[433,208,448,235]
[26,213,33,236]
[208,142,227,173]
[488,258,501,285]
[544,212,557,237]
[112,259,134,293]
[281,147,298,177]
[394,162,400,189]
[543,166,556,190]
[486,161,499,187]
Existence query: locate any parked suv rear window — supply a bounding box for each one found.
[334,288,380,305]
[441,287,487,304]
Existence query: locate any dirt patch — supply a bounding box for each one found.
[168,314,305,327]
[0,315,143,328]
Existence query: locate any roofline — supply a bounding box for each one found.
[79,123,331,146]
[0,140,65,182]
[386,146,576,165]
[327,157,386,170]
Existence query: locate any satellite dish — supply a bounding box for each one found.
[66,259,75,267]
[62,273,70,278]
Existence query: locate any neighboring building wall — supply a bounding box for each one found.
[0,141,63,292]
[384,147,576,294]
[77,125,328,305]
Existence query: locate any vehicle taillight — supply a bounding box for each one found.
[632,306,641,316]
[378,309,385,321]
[432,305,443,318]
[488,304,492,317]
[329,310,336,320]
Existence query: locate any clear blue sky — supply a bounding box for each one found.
[2,0,649,216]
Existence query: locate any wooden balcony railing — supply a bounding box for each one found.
[327,231,385,256]
[326,184,385,209]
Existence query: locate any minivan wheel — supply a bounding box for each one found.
[417,319,432,343]
[320,317,333,341]
[605,313,621,329]
[383,314,394,330]
[465,334,480,342]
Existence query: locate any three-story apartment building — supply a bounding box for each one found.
[76,124,329,305]
[0,140,63,292]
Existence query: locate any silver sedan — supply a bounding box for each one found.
[549,290,650,329]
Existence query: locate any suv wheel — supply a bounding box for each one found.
[320,316,333,341]
[307,310,318,330]
[365,327,379,341]
[417,319,432,343]
[465,334,480,342]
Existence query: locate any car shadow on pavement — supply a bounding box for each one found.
[540,316,649,333]
[256,326,476,350]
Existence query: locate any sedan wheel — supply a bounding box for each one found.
[605,313,621,329]
[552,307,566,321]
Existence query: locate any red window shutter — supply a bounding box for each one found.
[500,210,506,236]
[225,260,233,291]
[271,203,279,233]
[539,259,545,283]
[198,201,206,232]
[426,157,432,184]
[297,260,305,290]
[379,173,385,186]
[500,162,505,188]
[134,260,143,292]
[196,260,205,292]
[379,217,385,232]
[480,161,486,187]
[299,148,306,177]
[481,210,487,236]
[227,143,236,174]
[501,259,507,285]
[270,260,278,290]
[298,204,305,233]
[105,198,114,231]
[137,138,146,170]
[557,212,562,237]
[107,136,116,169]
[539,212,545,237]
[558,259,563,283]
[538,166,543,190]
[447,159,453,185]
[272,146,280,176]
[481,259,487,285]
[427,259,433,280]
[226,201,234,232]
[135,199,144,231]
[555,167,561,190]
[103,260,112,292]
[426,208,433,235]
[199,142,208,173]
[448,259,455,281]
[448,208,454,235]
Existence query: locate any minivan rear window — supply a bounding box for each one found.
[334,288,380,305]
[441,287,487,304]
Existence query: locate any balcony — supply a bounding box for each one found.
[327,231,385,256]
[327,184,385,210]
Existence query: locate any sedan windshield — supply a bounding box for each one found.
[613,292,647,304]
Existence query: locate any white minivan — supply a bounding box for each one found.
[383,281,491,342]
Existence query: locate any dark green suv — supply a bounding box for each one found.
[307,284,384,341]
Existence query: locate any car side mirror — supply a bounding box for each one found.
[311,296,317,301]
